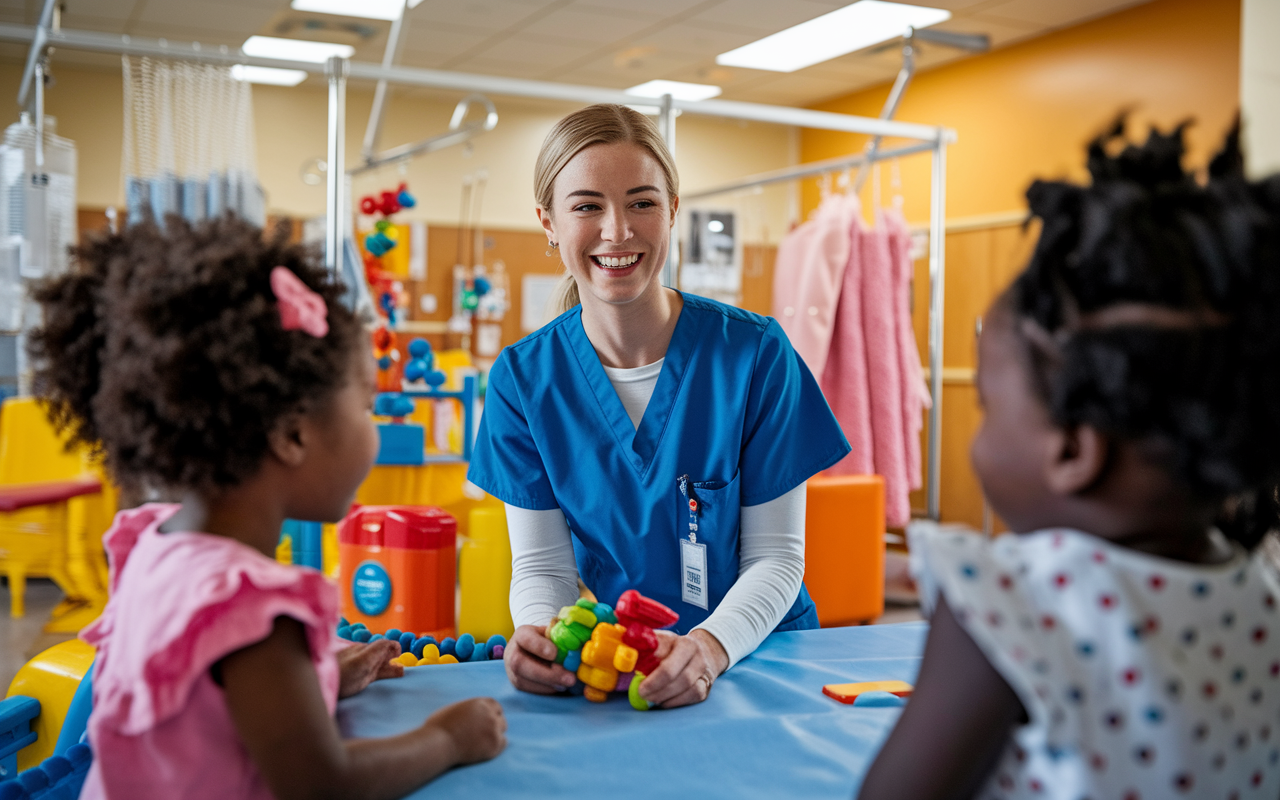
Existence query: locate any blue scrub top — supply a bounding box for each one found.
[467,293,851,634]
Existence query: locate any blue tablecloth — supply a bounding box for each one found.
[337,622,927,798]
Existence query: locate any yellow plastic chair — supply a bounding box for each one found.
[0,397,114,632]
[4,638,95,773]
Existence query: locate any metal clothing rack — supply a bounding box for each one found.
[4,11,955,521]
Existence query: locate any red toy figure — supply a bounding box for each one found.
[616,589,679,679]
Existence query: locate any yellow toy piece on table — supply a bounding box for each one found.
[822,680,914,705]
[577,623,638,703]
[4,638,96,772]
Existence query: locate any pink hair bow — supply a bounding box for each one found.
[270,266,329,338]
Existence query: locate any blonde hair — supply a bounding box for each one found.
[535,104,679,315]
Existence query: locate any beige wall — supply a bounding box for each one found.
[1242,0,1280,177]
[0,63,797,239]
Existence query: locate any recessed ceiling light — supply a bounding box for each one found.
[231,65,309,86]
[625,80,722,102]
[716,0,951,73]
[242,36,355,63]
[290,0,426,22]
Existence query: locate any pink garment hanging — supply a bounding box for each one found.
[771,193,856,384]
[884,210,931,493]
[860,211,909,527]
[821,194,874,476]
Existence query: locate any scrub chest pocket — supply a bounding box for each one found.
[677,473,741,613]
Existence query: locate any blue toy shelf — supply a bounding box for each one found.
[374,374,479,465]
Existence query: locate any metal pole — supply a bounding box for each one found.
[33,58,45,169]
[16,0,56,107]
[360,0,409,163]
[926,138,947,520]
[325,56,348,274]
[852,34,915,194]
[658,93,677,288]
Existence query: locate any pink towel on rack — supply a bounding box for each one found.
[885,210,931,494]
[861,210,909,527]
[821,194,874,476]
[772,193,855,383]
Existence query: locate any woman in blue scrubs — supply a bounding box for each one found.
[468,104,849,708]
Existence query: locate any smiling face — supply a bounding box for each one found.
[538,141,678,309]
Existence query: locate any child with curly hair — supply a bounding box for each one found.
[858,121,1280,800]
[30,216,506,799]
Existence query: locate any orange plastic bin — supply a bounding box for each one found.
[804,475,885,626]
[337,505,456,641]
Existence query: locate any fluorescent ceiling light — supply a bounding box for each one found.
[242,35,355,63]
[625,80,722,102]
[290,0,425,22]
[716,0,951,73]
[231,65,309,86]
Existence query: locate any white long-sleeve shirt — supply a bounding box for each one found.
[505,358,807,668]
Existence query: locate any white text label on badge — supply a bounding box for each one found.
[680,539,708,610]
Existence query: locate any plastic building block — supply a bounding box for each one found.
[455,633,475,661]
[485,635,507,658]
[418,645,440,665]
[411,637,435,659]
[439,637,457,658]
[491,645,504,660]
[439,655,459,665]
[562,650,582,672]
[398,631,416,653]
[352,628,372,643]
[394,652,418,668]
[628,674,654,711]
[822,680,914,705]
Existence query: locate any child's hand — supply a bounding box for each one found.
[426,697,507,766]
[337,639,404,698]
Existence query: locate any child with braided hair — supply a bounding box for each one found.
[858,120,1280,800]
[29,216,505,799]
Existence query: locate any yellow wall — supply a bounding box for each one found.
[796,0,1241,529]
[801,0,1241,224]
[0,64,797,238]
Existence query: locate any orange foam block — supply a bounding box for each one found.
[804,475,885,627]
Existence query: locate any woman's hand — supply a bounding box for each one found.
[637,628,730,708]
[504,621,577,694]
[337,639,404,699]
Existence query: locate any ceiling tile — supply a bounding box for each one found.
[397,25,492,66]
[135,1,276,37]
[973,0,1149,28]
[548,45,711,84]
[65,0,136,21]
[461,34,598,76]
[571,0,713,21]
[516,5,658,45]
[632,22,760,58]
[686,0,840,36]
[407,0,562,33]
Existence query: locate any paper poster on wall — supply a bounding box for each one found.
[522,273,563,332]
[681,209,741,305]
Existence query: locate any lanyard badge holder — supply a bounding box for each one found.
[677,475,708,610]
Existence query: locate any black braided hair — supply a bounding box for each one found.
[1011,116,1280,550]
[28,215,363,495]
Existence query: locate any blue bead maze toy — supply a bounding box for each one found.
[401,338,448,388]
[335,622,506,667]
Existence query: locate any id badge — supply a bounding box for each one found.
[680,538,708,610]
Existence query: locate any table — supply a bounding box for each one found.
[338,622,927,799]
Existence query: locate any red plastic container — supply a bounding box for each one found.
[338,505,456,640]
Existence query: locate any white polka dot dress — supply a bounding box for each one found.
[908,522,1280,800]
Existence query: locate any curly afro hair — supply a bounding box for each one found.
[1011,117,1280,550]
[29,215,364,495]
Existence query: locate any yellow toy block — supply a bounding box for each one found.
[394,652,418,668]
[438,654,459,665]
[419,644,440,665]
[822,680,914,705]
[613,644,638,674]
[5,639,96,772]
[0,397,114,631]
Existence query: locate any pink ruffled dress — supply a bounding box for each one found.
[79,504,342,799]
